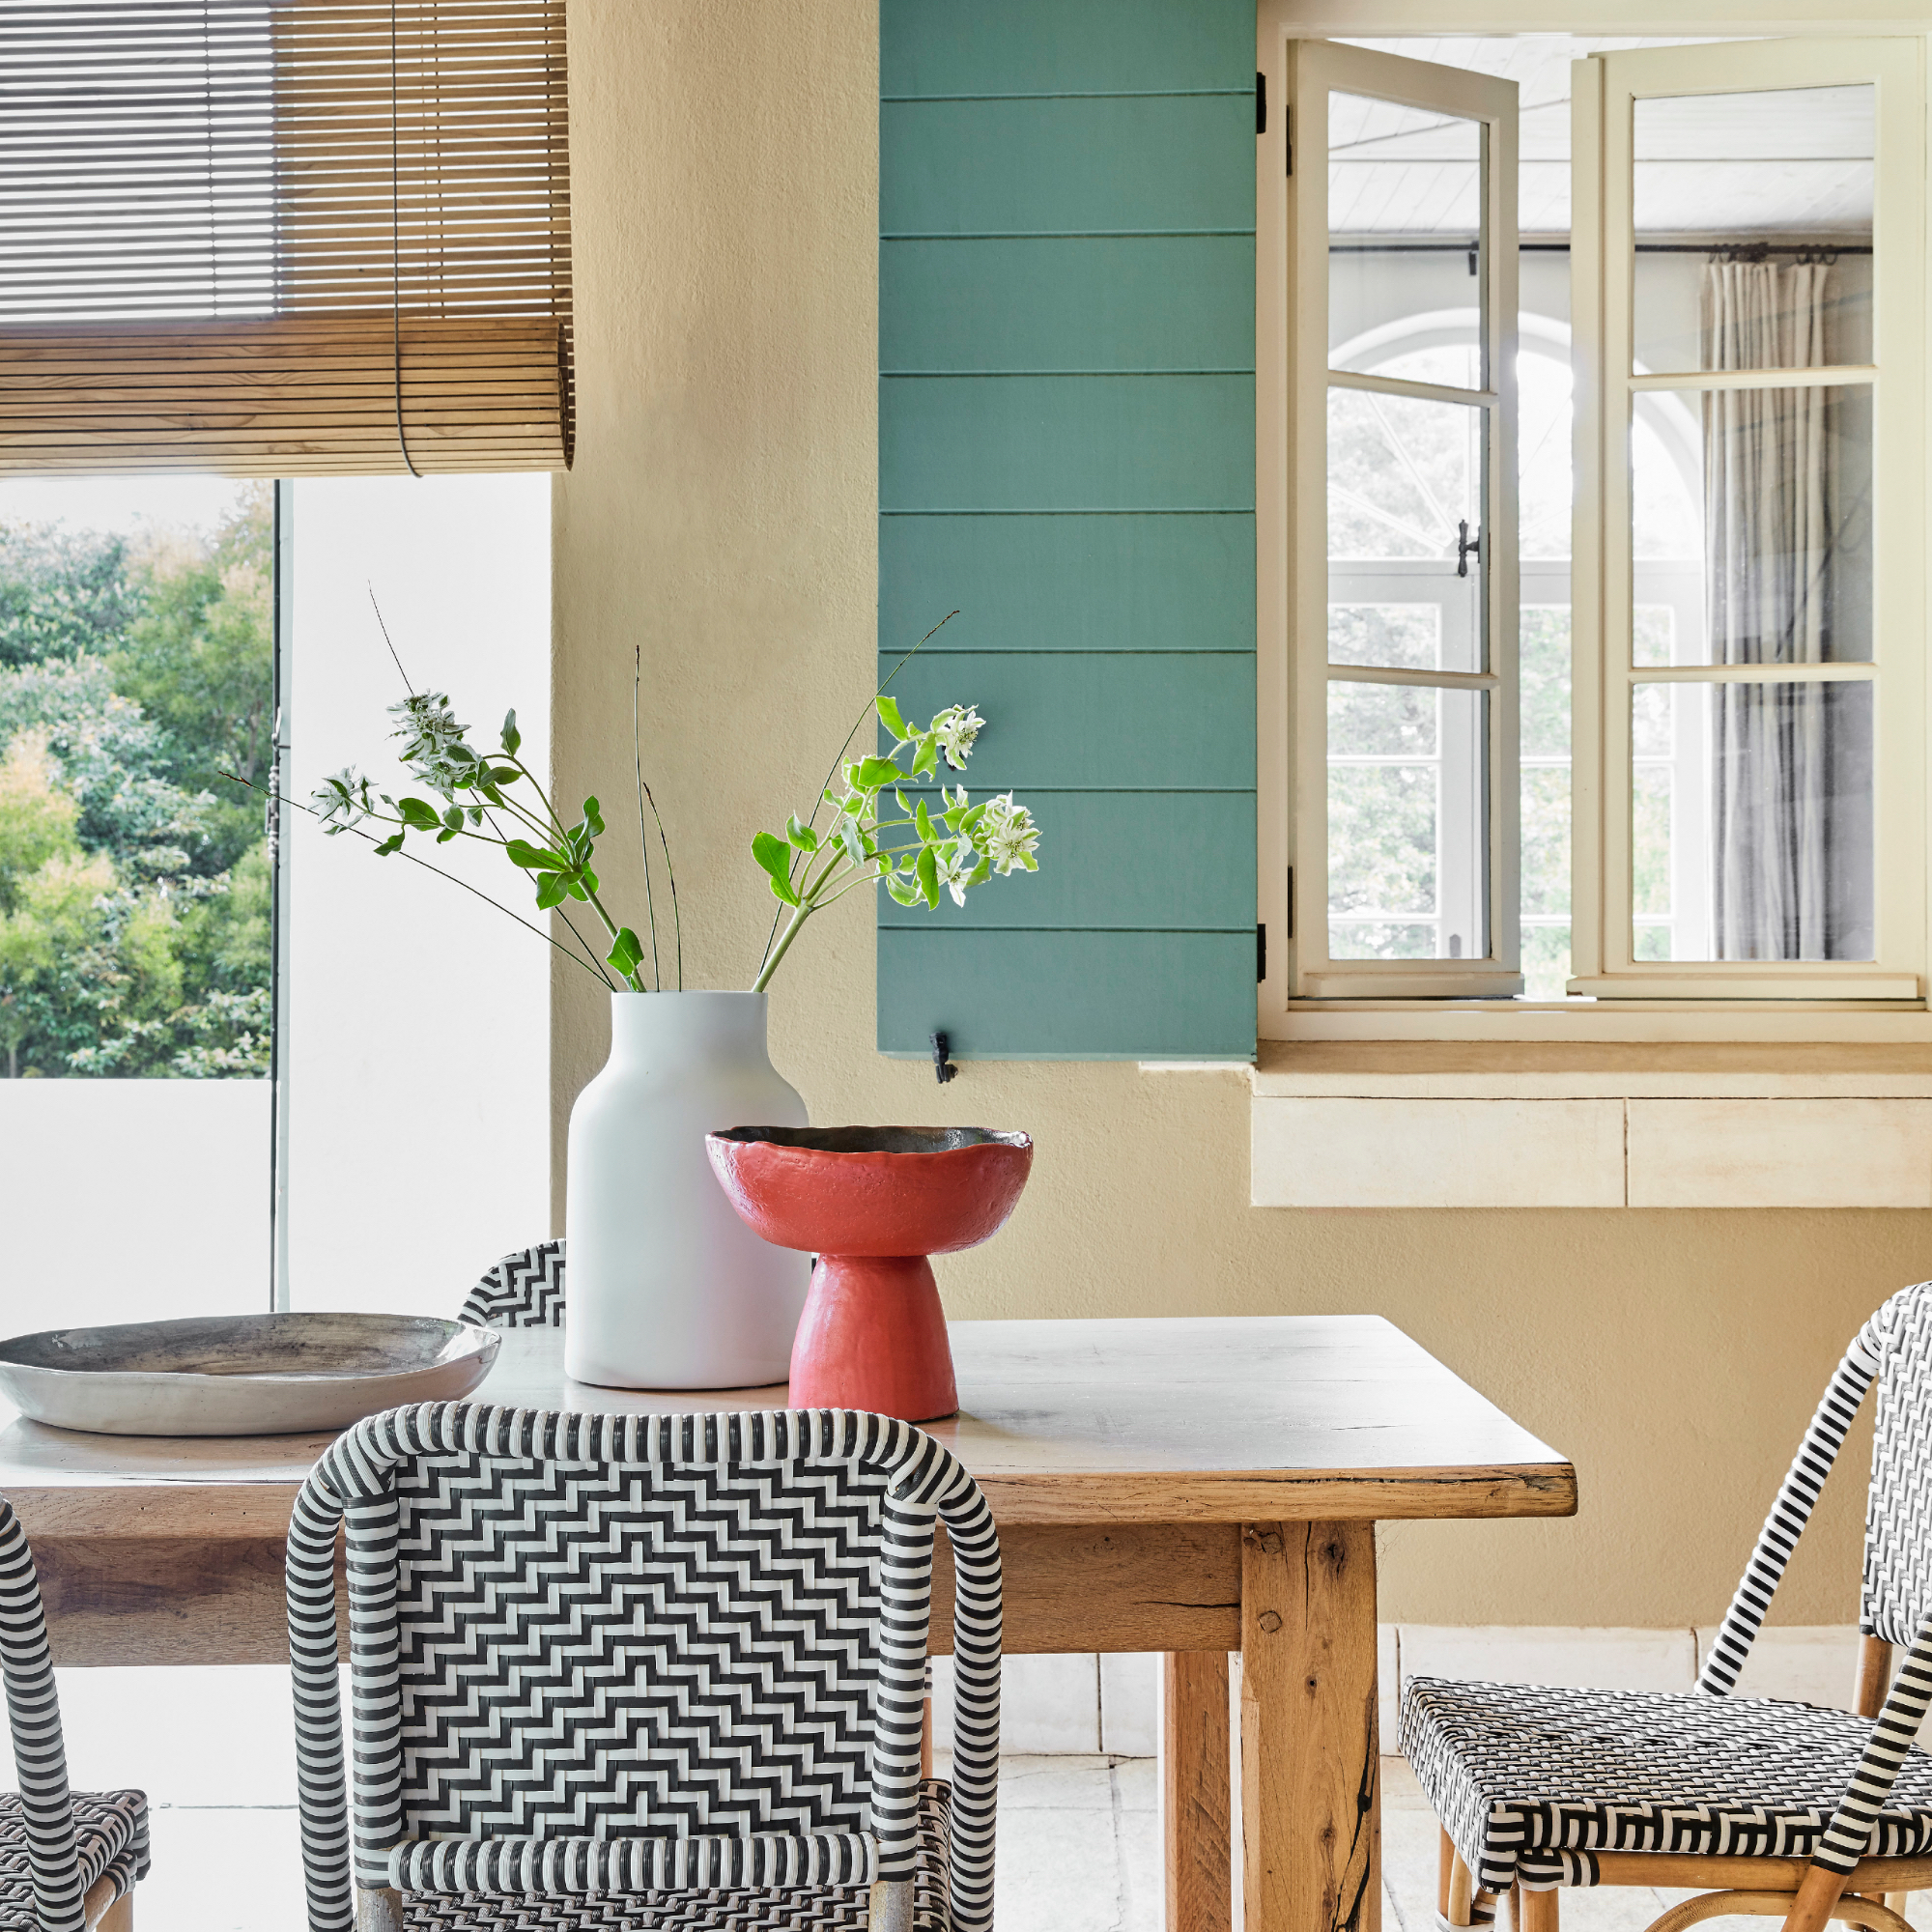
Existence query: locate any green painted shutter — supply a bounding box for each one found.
[878,0,1257,1062]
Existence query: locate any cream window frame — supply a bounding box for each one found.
[1258,11,1932,1041]
[1277,41,1522,1001]
[1569,37,1927,1002]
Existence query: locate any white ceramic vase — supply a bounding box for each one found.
[563,990,810,1388]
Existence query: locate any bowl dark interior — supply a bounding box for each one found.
[712,1124,1029,1156]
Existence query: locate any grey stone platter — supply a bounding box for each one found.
[0,1312,500,1437]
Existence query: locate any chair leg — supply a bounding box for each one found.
[1449,1848,1476,1927]
[1520,1889,1560,1932]
[81,1874,131,1931]
[1440,1830,1456,1918]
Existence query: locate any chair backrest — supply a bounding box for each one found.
[0,1495,86,1932]
[288,1403,1001,1932]
[1861,1285,1932,1644]
[458,1238,565,1329]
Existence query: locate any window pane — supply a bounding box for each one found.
[1329,681,1488,961]
[1329,92,1486,382]
[1633,86,1874,374]
[1632,383,1872,666]
[0,472,271,1325]
[287,476,552,1311]
[1329,386,1487,668]
[1630,676,1873,962]
[1520,605,1571,998]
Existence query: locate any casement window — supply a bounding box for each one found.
[1262,26,1929,1025]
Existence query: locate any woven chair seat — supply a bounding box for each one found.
[0,1790,149,1930]
[400,1784,952,1931]
[1405,1674,1932,1895]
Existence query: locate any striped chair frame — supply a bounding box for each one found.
[0,1498,148,1932]
[1422,1280,1932,1932]
[286,1402,1001,1932]
[456,1240,565,1330]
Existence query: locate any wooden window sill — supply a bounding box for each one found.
[1247,1043,1932,1208]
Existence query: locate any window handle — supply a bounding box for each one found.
[1457,520,1481,580]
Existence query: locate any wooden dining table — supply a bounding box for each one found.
[0,1313,1574,1932]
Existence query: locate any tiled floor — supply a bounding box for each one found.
[28,1667,1932,1931]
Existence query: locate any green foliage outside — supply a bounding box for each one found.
[0,488,272,1077]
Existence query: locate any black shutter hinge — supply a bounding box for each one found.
[1286,867,1293,939]
[930,1031,957,1084]
[1285,104,1293,176]
[1257,71,1266,135]
[1257,923,1266,982]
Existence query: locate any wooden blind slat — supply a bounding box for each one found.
[0,0,571,476]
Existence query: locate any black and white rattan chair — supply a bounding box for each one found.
[458,1241,565,1330]
[0,1496,150,1932]
[287,1402,1000,1932]
[1406,1279,1932,1932]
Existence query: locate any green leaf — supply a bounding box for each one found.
[915,843,940,909]
[501,709,522,756]
[608,926,645,980]
[893,789,913,817]
[490,766,520,784]
[885,873,920,906]
[436,827,459,843]
[396,796,441,831]
[874,694,909,741]
[582,796,606,838]
[841,792,865,817]
[850,756,900,790]
[960,801,988,832]
[967,856,992,887]
[785,814,820,853]
[506,838,568,869]
[534,872,568,909]
[914,797,936,844]
[442,807,464,830]
[576,865,599,895]
[373,833,404,856]
[910,737,939,780]
[752,830,800,906]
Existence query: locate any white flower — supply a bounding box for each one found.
[310,767,374,835]
[975,792,1039,875]
[929,704,984,771]
[935,838,977,907]
[387,692,469,766]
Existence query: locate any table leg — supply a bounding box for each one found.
[1164,1650,1234,1932]
[1240,1520,1378,1932]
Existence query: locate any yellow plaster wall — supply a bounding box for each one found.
[551,0,1931,1628]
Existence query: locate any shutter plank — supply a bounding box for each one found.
[883,97,1258,237]
[878,791,1254,930]
[879,652,1256,789]
[882,237,1255,373]
[879,931,1258,1060]
[880,513,1255,654]
[882,374,1255,512]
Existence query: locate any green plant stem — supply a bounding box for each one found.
[220,774,613,987]
[756,609,958,976]
[632,645,662,993]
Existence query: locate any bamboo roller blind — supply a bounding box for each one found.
[0,1,572,475]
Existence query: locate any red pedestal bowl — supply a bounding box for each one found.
[704,1125,1033,1422]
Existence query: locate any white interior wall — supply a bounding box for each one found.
[284,475,551,1316]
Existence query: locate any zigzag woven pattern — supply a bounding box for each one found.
[0,1498,152,1932]
[0,1794,148,1932]
[1865,1288,1932,1645]
[398,1785,952,1930]
[460,1242,567,1330]
[290,1405,1000,1932]
[1403,1674,1932,1892]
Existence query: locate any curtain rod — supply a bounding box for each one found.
[1329,241,1872,256]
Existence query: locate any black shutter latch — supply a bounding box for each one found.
[1257,71,1267,135]
[931,1031,958,1084]
[1257,923,1266,983]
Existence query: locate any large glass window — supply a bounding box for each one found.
[0,473,272,1324]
